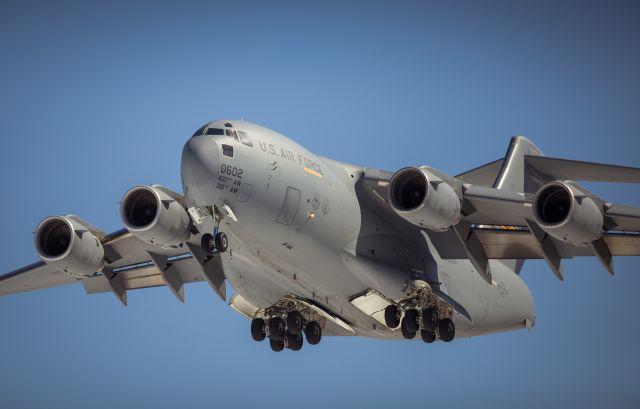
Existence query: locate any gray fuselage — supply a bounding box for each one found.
[181,120,535,339]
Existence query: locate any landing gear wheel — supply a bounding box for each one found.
[215,232,228,252]
[250,318,266,342]
[384,304,400,329]
[422,308,439,332]
[268,317,285,341]
[304,321,322,345]
[403,309,419,333]
[286,310,304,335]
[286,332,303,351]
[269,338,284,352]
[400,320,416,339]
[201,233,216,255]
[439,318,455,342]
[420,329,436,344]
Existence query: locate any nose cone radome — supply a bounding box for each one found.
[181,136,220,204]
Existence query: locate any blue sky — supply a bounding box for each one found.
[1,1,639,407]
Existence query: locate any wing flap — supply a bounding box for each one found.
[439,228,640,260]
[82,256,208,294]
[461,184,533,225]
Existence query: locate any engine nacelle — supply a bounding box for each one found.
[34,215,104,276]
[533,181,603,246]
[120,184,192,248]
[388,167,461,231]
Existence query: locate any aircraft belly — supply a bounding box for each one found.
[217,219,418,338]
[440,259,535,336]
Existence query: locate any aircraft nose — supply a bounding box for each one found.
[181,136,220,203]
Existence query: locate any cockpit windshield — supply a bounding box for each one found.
[192,125,225,137]
[191,124,253,148]
[192,125,207,137]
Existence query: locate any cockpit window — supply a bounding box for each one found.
[237,131,253,147]
[192,125,207,137]
[205,128,224,135]
[225,129,239,142]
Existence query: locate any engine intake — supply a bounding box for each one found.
[533,181,603,246]
[388,167,461,231]
[34,216,104,276]
[120,185,192,248]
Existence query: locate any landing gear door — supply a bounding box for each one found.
[277,187,301,226]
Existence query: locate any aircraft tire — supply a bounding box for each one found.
[286,332,303,351]
[286,310,304,334]
[400,320,416,339]
[403,309,419,333]
[384,304,400,328]
[215,232,228,252]
[439,318,455,342]
[422,308,439,332]
[251,318,266,342]
[201,233,216,255]
[268,317,285,341]
[269,338,285,352]
[420,329,436,344]
[304,321,322,345]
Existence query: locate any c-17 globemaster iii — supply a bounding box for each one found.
[2,120,639,351]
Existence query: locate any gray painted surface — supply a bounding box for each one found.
[2,119,639,344]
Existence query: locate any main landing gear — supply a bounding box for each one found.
[251,310,323,352]
[384,301,456,344]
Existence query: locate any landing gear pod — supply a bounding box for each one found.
[34,215,104,276]
[388,167,461,231]
[533,181,604,246]
[120,185,192,248]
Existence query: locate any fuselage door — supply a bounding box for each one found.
[277,186,301,226]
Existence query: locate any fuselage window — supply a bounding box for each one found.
[205,128,224,135]
[222,144,234,158]
[237,131,253,148]
[192,125,207,137]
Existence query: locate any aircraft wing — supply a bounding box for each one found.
[0,229,227,304]
[360,152,640,280]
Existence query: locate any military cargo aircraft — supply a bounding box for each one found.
[2,120,639,351]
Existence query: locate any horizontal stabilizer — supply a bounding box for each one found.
[525,156,640,183]
[455,158,504,186]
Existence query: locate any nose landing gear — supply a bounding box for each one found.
[201,230,228,254]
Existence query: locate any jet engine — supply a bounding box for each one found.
[120,184,192,248]
[34,215,104,276]
[388,167,461,231]
[533,181,603,246]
